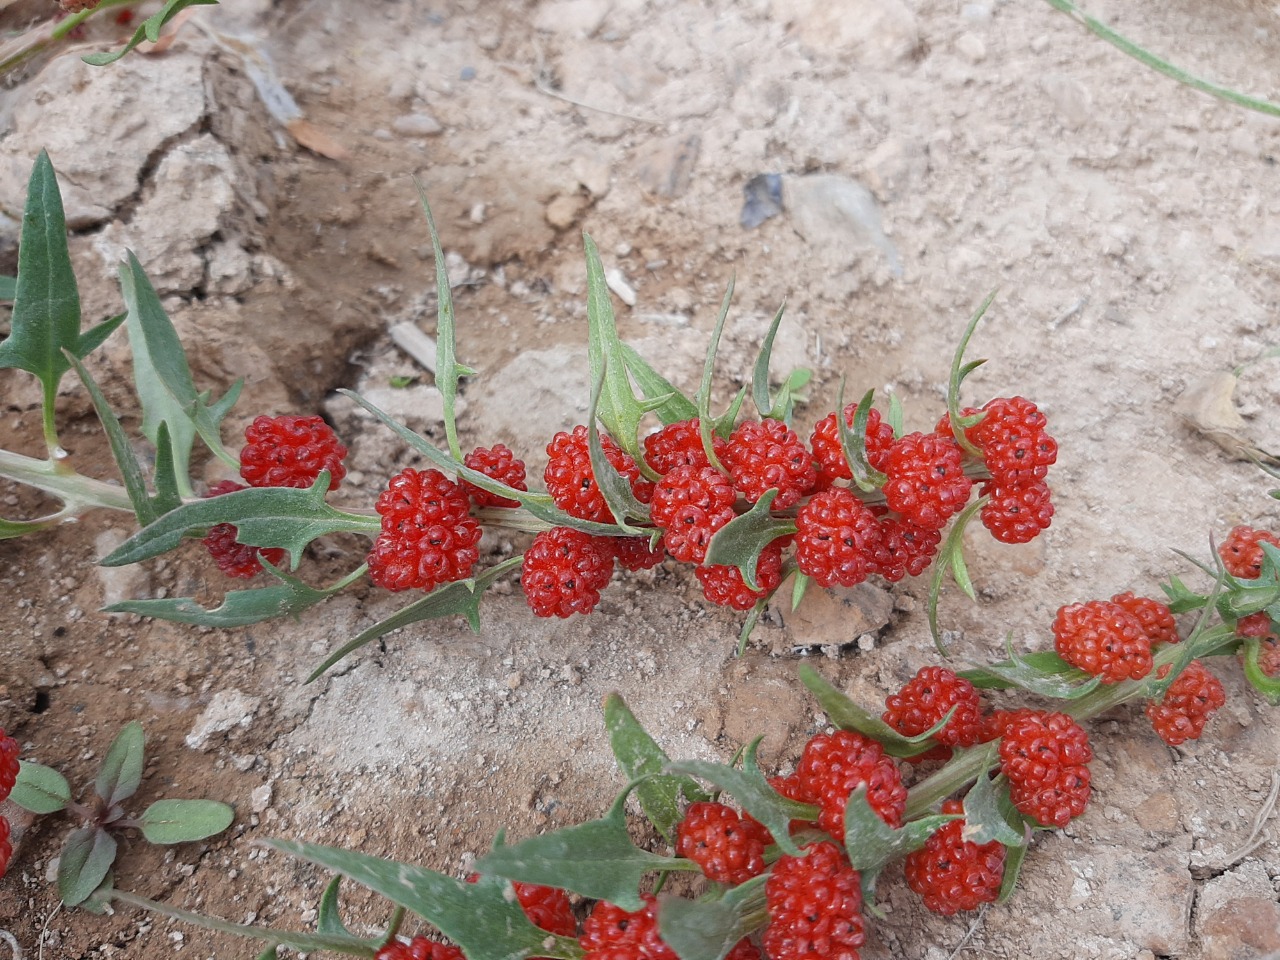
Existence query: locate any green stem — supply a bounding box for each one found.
[41,393,61,460]
[905,744,995,820]
[0,0,139,76]
[0,447,135,514]
[1042,0,1280,118]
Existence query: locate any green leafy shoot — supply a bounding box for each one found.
[82,0,220,66]
[791,570,810,611]
[95,721,145,808]
[10,760,72,814]
[927,496,989,656]
[658,875,768,960]
[712,385,749,439]
[836,383,888,492]
[59,827,118,907]
[842,786,958,888]
[945,290,998,458]
[316,877,357,939]
[797,664,953,759]
[138,799,235,844]
[959,640,1101,700]
[587,367,649,531]
[603,694,709,842]
[619,342,698,425]
[696,276,736,470]
[704,490,797,591]
[413,180,473,461]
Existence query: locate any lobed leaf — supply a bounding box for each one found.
[587,368,649,530]
[835,383,888,492]
[10,760,72,814]
[316,877,355,939]
[750,302,787,419]
[961,755,1027,847]
[997,824,1032,902]
[96,721,145,807]
[139,799,234,844]
[945,290,998,459]
[658,875,768,960]
[797,665,945,759]
[59,827,118,906]
[619,342,698,425]
[842,787,958,874]
[695,278,736,470]
[958,645,1101,700]
[703,490,797,591]
[927,497,988,656]
[1242,637,1280,706]
[82,0,220,66]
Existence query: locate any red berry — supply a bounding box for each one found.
[676,801,770,884]
[649,466,737,564]
[1111,592,1179,645]
[695,541,784,610]
[375,937,463,960]
[997,710,1092,827]
[612,536,666,572]
[240,415,347,491]
[882,667,982,749]
[513,882,576,937]
[545,426,653,523]
[522,527,615,618]
[1146,661,1226,746]
[1237,611,1278,640]
[367,468,481,592]
[882,432,973,531]
[794,489,882,588]
[462,444,527,508]
[966,397,1057,485]
[0,730,18,804]
[722,418,817,509]
[724,940,762,960]
[809,403,895,486]
[1052,600,1153,683]
[870,517,941,582]
[1219,525,1280,579]
[0,816,10,881]
[797,730,906,839]
[201,480,287,579]
[764,841,865,960]
[979,480,1053,544]
[904,800,1005,915]
[580,894,676,960]
[643,418,724,475]
[979,708,1036,744]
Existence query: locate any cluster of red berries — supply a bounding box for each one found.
[1220,525,1280,668]
[1,729,19,879]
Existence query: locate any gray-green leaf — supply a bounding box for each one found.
[96,721,145,807]
[59,827,118,906]
[10,760,72,814]
[139,799,234,844]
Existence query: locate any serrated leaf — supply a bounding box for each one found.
[587,368,648,530]
[316,877,354,938]
[962,756,1026,847]
[474,789,697,913]
[750,302,787,418]
[1160,574,1208,614]
[96,721,145,807]
[59,827,118,906]
[703,490,797,591]
[958,649,1098,697]
[139,799,234,844]
[797,664,945,759]
[843,787,958,874]
[666,741,818,858]
[414,182,465,461]
[100,474,378,569]
[82,0,220,66]
[658,875,767,960]
[619,342,699,425]
[766,367,812,423]
[10,760,72,814]
[836,384,888,492]
[711,385,748,439]
[603,694,708,842]
[307,556,522,681]
[945,290,998,459]
[927,497,988,656]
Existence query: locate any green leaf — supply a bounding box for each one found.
[666,741,819,858]
[836,384,888,492]
[99,474,378,569]
[750,302,787,418]
[150,423,183,517]
[96,721,145,807]
[413,181,466,461]
[1160,574,1208,614]
[796,664,945,759]
[945,290,998,458]
[316,877,354,939]
[695,278,735,471]
[587,368,648,530]
[59,827,118,906]
[843,787,958,874]
[658,875,767,960]
[473,789,696,912]
[958,645,1101,699]
[139,799,234,844]
[927,496,988,656]
[619,342,698,425]
[765,367,811,424]
[306,556,522,681]
[256,947,279,960]
[791,571,810,611]
[703,490,797,591]
[80,871,115,916]
[10,760,71,814]
[82,0,219,65]
[961,757,1026,847]
[997,826,1031,903]
[1242,637,1280,706]
[603,694,708,842]
[0,275,15,300]
[0,515,61,539]
[886,393,904,438]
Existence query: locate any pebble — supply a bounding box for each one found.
[391,113,443,137]
[955,32,986,63]
[604,267,637,306]
[185,690,262,752]
[251,783,273,813]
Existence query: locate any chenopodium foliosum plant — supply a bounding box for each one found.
[4,149,1058,679]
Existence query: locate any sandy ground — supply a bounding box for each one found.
[2,0,1280,957]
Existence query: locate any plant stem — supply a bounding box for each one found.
[0,0,138,76]
[0,447,135,514]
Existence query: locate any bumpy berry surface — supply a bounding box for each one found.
[966,396,1057,485]
[724,940,763,960]
[464,877,576,939]
[649,466,737,564]
[240,414,347,491]
[904,800,1005,915]
[997,710,1092,827]
[1237,612,1278,640]
[676,801,770,884]
[201,480,287,579]
[375,936,464,960]
[882,667,982,748]
[612,536,666,572]
[797,730,907,838]
[722,418,817,509]
[1146,661,1226,746]
[1219,525,1280,579]
[695,542,784,610]
[1052,599,1152,683]
[580,894,676,960]
[979,480,1053,544]
[794,489,883,588]
[1111,592,1179,645]
[0,730,18,803]
[643,418,724,475]
[764,841,865,960]
[882,432,972,531]
[522,527,615,618]
[367,469,481,592]
[545,426,652,523]
[0,816,10,880]
[809,403,895,485]
[870,517,940,582]
[461,444,527,508]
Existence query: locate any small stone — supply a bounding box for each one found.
[505,672,523,690]
[250,783,273,813]
[95,529,152,609]
[955,32,986,63]
[185,690,262,752]
[533,0,611,36]
[544,193,584,230]
[391,113,444,137]
[572,156,611,197]
[604,267,636,306]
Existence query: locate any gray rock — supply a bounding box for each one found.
[186,690,262,751]
[1195,860,1280,960]
[783,174,902,276]
[392,113,444,137]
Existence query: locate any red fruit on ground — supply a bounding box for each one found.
[649,465,737,564]
[979,480,1053,544]
[0,730,18,803]
[580,894,676,960]
[794,488,883,588]
[882,667,983,748]
[695,541,784,610]
[764,841,865,960]
[968,396,1057,486]
[1146,660,1226,746]
[643,418,725,475]
[0,816,10,880]
[1052,599,1153,683]
[997,710,1092,827]
[464,876,575,941]
[612,536,666,572]
[1219,525,1280,579]
[240,414,347,491]
[870,517,941,582]
[904,800,1005,915]
[676,801,771,885]
[201,480,287,579]
[797,729,907,838]
[1237,612,1278,641]
[367,468,481,592]
[1110,592,1179,645]
[461,443,528,508]
[809,403,895,485]
[1008,763,1092,828]
[374,936,463,960]
[724,940,763,960]
[545,426,652,523]
[882,432,973,531]
[521,527,615,618]
[722,418,818,509]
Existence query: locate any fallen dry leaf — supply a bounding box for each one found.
[285,118,350,161]
[1176,371,1279,464]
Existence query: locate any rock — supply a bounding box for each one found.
[1040,73,1093,128]
[95,529,152,610]
[784,583,894,648]
[604,267,636,306]
[392,113,444,137]
[1195,860,1280,960]
[533,0,612,37]
[780,0,919,67]
[741,173,784,228]
[955,32,987,63]
[354,384,457,434]
[544,193,585,230]
[571,156,612,198]
[186,690,262,752]
[635,135,701,198]
[250,783,274,813]
[465,349,592,461]
[783,174,902,275]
